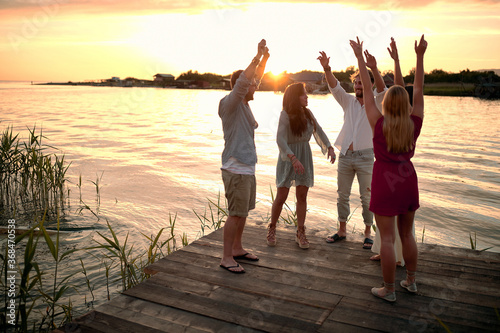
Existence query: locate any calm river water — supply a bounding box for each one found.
[1,81,499,315]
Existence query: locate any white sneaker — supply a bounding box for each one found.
[400,279,418,293]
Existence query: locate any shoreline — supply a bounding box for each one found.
[32,81,496,98]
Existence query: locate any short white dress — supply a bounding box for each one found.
[276,110,331,188]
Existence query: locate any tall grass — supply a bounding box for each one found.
[1,211,77,332]
[1,208,186,332]
[193,192,227,238]
[0,125,70,220]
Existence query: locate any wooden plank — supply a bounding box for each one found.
[143,267,341,311]
[124,280,321,333]
[225,223,500,264]
[59,225,500,333]
[147,247,497,313]
[325,297,445,333]
[173,238,500,308]
[67,310,166,333]
[223,225,500,275]
[96,303,206,333]
[141,271,333,324]
[180,227,500,305]
[102,294,265,333]
[143,247,383,305]
[325,295,500,333]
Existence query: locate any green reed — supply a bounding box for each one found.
[81,211,184,295]
[2,223,42,332]
[193,191,227,238]
[1,210,78,332]
[38,210,79,330]
[0,125,70,220]
[469,232,493,252]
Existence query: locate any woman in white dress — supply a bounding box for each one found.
[266,83,336,249]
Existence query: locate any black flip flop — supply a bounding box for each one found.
[233,252,259,261]
[219,263,245,274]
[363,238,374,249]
[326,233,346,243]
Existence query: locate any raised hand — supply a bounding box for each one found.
[257,39,267,56]
[387,37,399,61]
[364,50,377,70]
[415,34,427,56]
[349,37,363,59]
[389,37,404,86]
[317,51,330,68]
[263,46,270,58]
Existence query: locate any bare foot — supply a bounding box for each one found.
[220,259,245,273]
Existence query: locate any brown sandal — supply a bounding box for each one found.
[267,223,277,247]
[296,226,309,249]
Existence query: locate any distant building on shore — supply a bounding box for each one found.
[154,74,175,86]
[289,72,325,93]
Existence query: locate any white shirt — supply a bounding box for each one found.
[221,157,255,175]
[329,80,387,155]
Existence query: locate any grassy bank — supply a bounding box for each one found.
[423,82,476,97]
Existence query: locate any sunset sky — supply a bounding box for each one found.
[0,0,499,82]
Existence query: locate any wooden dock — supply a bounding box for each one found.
[59,225,500,332]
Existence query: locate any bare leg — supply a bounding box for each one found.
[364,224,372,239]
[375,214,397,292]
[397,211,418,282]
[267,187,290,246]
[338,221,347,237]
[295,186,309,229]
[232,215,258,259]
[221,215,245,272]
[270,187,290,228]
[295,186,310,249]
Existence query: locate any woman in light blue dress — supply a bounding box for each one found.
[267,83,336,249]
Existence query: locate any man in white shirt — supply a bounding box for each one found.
[318,49,386,249]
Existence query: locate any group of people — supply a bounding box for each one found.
[218,36,428,303]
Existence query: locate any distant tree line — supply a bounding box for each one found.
[176,68,499,87]
[403,68,500,85]
[177,70,224,84]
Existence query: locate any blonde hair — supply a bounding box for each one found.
[382,85,414,153]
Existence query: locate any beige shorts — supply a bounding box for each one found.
[221,169,256,217]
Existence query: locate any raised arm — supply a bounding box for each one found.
[364,49,386,93]
[243,39,267,81]
[255,46,270,83]
[317,51,338,89]
[350,37,381,130]
[412,35,427,119]
[387,37,404,86]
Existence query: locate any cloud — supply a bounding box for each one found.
[1,0,498,15]
[0,0,224,15]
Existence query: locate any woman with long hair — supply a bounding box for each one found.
[350,35,427,302]
[267,83,336,249]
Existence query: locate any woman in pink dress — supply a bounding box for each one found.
[350,35,428,302]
